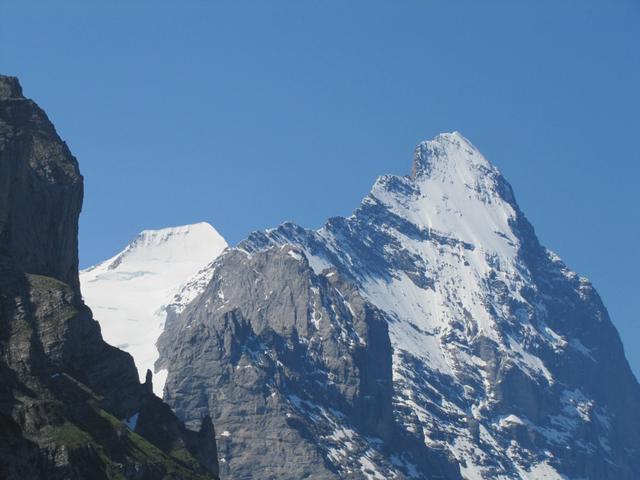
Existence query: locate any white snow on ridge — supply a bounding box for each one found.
[374,132,518,258]
[80,222,227,396]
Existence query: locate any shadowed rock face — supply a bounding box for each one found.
[0,75,219,480]
[0,76,82,293]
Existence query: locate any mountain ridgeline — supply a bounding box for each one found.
[153,134,640,479]
[0,75,219,480]
[8,73,639,480]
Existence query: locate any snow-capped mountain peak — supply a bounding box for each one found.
[100,221,225,270]
[159,133,640,479]
[411,131,490,179]
[80,222,227,396]
[371,131,518,258]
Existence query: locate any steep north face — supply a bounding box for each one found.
[158,132,640,479]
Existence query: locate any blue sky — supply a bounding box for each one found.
[2,0,639,375]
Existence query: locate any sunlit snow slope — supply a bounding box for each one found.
[80,222,227,396]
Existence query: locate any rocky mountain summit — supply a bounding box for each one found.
[157,133,640,479]
[0,75,219,479]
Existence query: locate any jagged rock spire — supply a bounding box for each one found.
[144,369,153,393]
[0,75,23,99]
[197,414,219,476]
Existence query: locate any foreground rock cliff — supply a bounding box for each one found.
[158,133,640,479]
[0,75,219,480]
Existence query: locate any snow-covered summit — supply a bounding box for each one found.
[411,131,491,178]
[376,131,519,256]
[80,222,227,396]
[96,222,225,271]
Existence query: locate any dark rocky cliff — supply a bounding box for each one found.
[0,76,81,293]
[0,75,219,480]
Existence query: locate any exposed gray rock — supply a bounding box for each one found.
[159,246,455,479]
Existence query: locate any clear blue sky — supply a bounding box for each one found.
[2,1,639,375]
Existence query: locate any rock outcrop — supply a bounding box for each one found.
[0,75,219,480]
[158,245,445,478]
